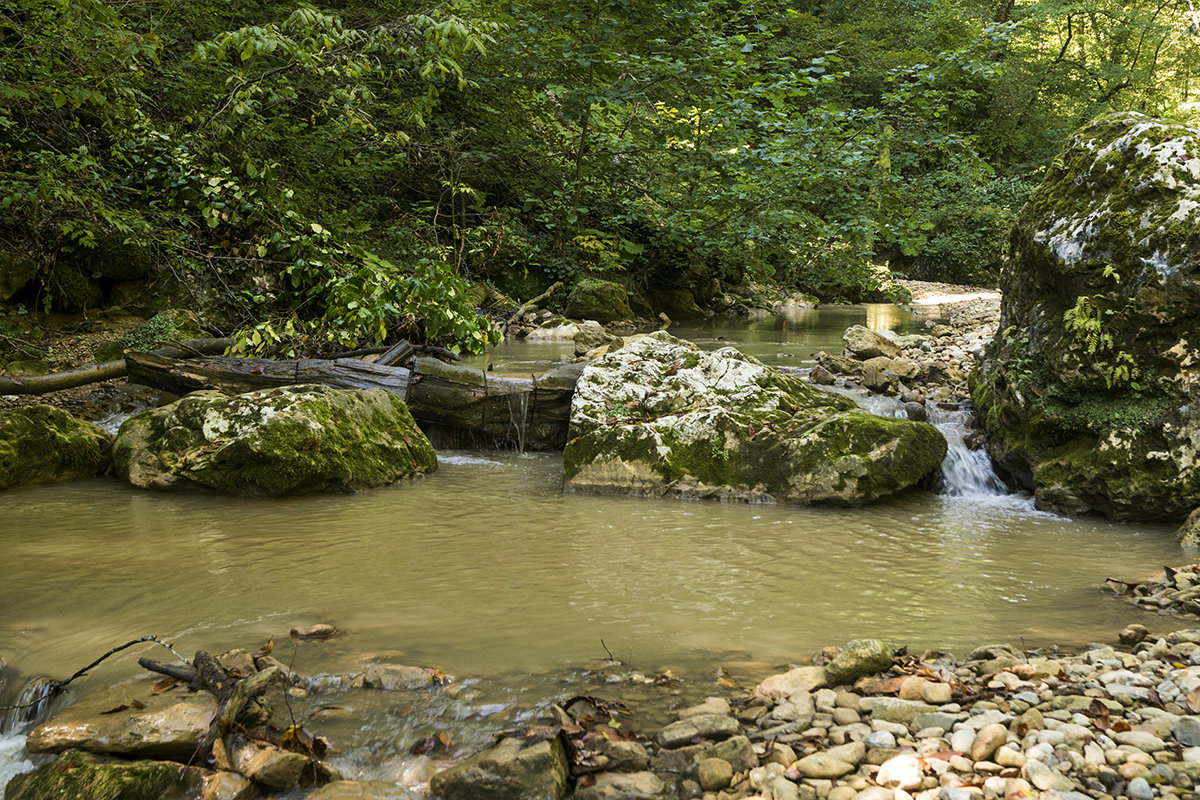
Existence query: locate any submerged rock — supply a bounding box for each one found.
[112,384,436,496]
[972,111,1200,520]
[0,405,113,490]
[429,736,569,800]
[564,332,946,505]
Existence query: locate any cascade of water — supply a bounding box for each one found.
[506,392,530,454]
[816,382,1010,499]
[1,676,57,735]
[926,406,1008,498]
[0,676,59,794]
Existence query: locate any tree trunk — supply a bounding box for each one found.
[0,339,232,396]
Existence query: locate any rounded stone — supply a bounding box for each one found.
[697,757,733,791]
[1127,775,1155,800]
[969,723,1008,762]
[795,752,855,779]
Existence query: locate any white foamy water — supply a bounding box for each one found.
[0,733,33,795]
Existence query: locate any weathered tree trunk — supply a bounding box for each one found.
[124,351,412,396]
[0,339,232,395]
[124,352,582,450]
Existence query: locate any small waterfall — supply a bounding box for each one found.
[1,676,58,735]
[926,406,1008,498]
[506,392,530,454]
[0,676,60,794]
[816,383,1009,498]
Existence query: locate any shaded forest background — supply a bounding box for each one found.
[2,0,1197,354]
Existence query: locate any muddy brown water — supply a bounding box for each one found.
[0,303,1185,787]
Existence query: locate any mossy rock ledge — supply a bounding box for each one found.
[112,384,437,496]
[0,406,113,490]
[5,750,203,800]
[563,331,946,505]
[970,112,1200,521]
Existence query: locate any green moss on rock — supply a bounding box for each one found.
[0,406,113,490]
[113,385,437,496]
[974,112,1200,521]
[565,278,633,322]
[4,751,194,800]
[0,249,38,301]
[46,265,103,312]
[565,332,946,506]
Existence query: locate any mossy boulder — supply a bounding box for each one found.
[77,234,153,282]
[824,639,894,686]
[971,112,1200,520]
[0,406,113,489]
[109,273,193,316]
[4,750,201,800]
[565,278,633,322]
[564,332,946,505]
[0,249,38,301]
[112,384,437,496]
[1179,507,1200,547]
[46,264,103,312]
[655,287,706,320]
[429,737,569,800]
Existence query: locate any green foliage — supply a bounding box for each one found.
[5,0,1200,334]
[121,313,179,353]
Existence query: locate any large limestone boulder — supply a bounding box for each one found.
[566,278,633,322]
[1179,507,1200,547]
[113,384,436,496]
[564,332,946,505]
[824,639,894,686]
[0,406,113,490]
[26,680,215,761]
[971,112,1200,520]
[429,736,569,800]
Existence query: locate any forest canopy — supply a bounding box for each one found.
[2,0,1197,353]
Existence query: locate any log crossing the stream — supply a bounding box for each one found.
[124,350,583,451]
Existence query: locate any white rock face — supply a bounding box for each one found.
[564,332,946,505]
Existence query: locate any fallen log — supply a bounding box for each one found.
[0,338,232,396]
[124,351,583,450]
[510,280,563,323]
[124,351,411,396]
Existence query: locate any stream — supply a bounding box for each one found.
[0,303,1184,792]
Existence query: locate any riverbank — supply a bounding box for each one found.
[4,623,1199,800]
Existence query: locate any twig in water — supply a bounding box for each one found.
[0,635,188,712]
[600,639,631,668]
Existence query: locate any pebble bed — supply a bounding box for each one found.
[626,632,1200,800]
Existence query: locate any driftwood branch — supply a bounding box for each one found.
[511,281,563,322]
[0,338,232,396]
[137,658,198,683]
[204,665,281,750]
[139,650,282,755]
